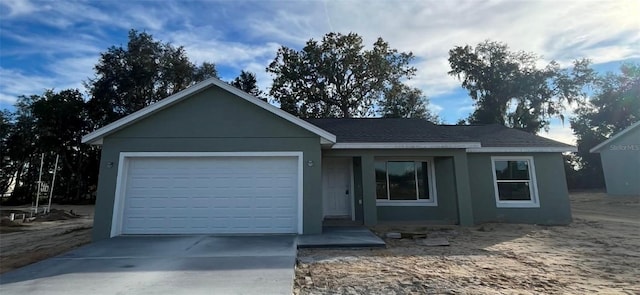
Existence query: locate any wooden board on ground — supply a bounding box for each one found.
[416,237,450,246]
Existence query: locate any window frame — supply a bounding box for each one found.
[490,156,540,208]
[375,158,438,207]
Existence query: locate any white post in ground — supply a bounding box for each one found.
[34,153,45,215]
[46,154,59,214]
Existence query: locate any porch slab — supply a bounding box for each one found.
[296,226,386,248]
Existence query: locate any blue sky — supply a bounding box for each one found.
[1,0,639,144]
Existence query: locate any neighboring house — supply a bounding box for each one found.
[82,78,575,241]
[590,121,640,196]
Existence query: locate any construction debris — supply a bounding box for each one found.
[386,232,430,239]
[386,232,402,239]
[415,237,450,247]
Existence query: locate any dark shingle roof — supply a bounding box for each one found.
[437,124,574,148]
[305,118,573,148]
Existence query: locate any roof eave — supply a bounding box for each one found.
[215,81,336,143]
[81,79,216,145]
[330,142,481,149]
[467,146,578,153]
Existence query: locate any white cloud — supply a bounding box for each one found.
[0,53,97,106]
[0,0,44,17]
[1,0,638,120]
[2,31,102,56]
[342,1,637,96]
[0,93,19,104]
[244,3,329,46]
[540,122,576,145]
[0,68,57,103]
[241,61,275,94]
[456,105,475,116]
[47,55,98,91]
[429,102,443,116]
[233,0,639,102]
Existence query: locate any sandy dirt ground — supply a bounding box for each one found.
[1,193,638,294]
[0,204,94,274]
[295,192,640,295]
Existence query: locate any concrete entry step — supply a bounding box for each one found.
[322,219,363,227]
[296,226,386,248]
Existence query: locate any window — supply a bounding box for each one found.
[375,160,436,206]
[491,157,539,208]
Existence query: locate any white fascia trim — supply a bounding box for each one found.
[110,152,129,237]
[467,146,577,153]
[83,79,214,145]
[110,151,305,237]
[117,151,304,158]
[332,142,481,149]
[589,121,640,153]
[214,80,335,143]
[320,137,333,145]
[495,201,540,208]
[82,77,336,145]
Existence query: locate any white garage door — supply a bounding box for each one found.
[119,155,299,234]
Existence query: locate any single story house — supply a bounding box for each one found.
[82,78,575,241]
[590,121,640,196]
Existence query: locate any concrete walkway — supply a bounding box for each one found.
[297,226,386,248]
[0,235,296,295]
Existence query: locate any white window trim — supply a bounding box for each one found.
[375,158,438,207]
[110,151,304,237]
[491,156,540,208]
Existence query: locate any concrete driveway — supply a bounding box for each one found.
[0,235,296,295]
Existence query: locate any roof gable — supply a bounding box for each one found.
[590,121,640,153]
[82,78,336,145]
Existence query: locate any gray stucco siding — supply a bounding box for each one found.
[467,153,572,225]
[376,157,459,224]
[323,149,470,225]
[598,126,640,196]
[110,86,315,139]
[352,157,365,222]
[92,86,323,241]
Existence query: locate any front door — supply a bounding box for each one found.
[322,158,352,218]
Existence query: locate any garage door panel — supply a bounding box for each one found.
[120,156,299,234]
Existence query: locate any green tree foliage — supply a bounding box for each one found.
[31,89,98,202]
[0,110,16,195]
[267,32,417,118]
[448,40,595,133]
[86,29,218,128]
[379,83,439,121]
[2,96,38,202]
[1,90,99,204]
[568,63,640,188]
[1,29,219,205]
[231,70,266,101]
[31,90,88,151]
